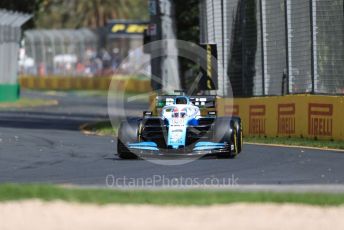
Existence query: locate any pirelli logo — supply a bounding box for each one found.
[249,105,266,135]
[278,104,295,135]
[308,103,333,136]
[224,105,239,116]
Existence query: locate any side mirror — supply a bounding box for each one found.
[208,111,217,116]
[143,111,153,117]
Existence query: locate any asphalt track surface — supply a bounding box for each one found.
[0,90,344,187]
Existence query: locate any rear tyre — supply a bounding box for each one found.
[214,117,237,159]
[117,118,141,159]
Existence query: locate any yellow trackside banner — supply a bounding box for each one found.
[19,76,152,93]
[217,95,344,141]
[110,23,147,34]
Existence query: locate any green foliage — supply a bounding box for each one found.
[245,136,344,150]
[174,0,200,90]
[1,184,344,206]
[174,0,199,44]
[0,0,148,29]
[82,120,118,136]
[36,0,148,28]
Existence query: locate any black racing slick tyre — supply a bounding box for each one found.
[117,118,141,159]
[232,118,243,154]
[214,117,237,159]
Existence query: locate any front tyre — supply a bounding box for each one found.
[233,118,243,154]
[214,117,237,159]
[117,118,141,159]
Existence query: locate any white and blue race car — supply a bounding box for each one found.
[117,93,242,159]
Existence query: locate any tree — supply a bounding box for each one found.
[0,0,148,29]
[174,0,200,90]
[35,0,148,29]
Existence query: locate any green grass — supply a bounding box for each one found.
[245,136,344,150]
[1,184,344,206]
[82,121,118,136]
[0,98,58,109]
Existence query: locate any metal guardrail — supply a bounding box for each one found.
[200,0,344,96]
[22,29,98,77]
[22,27,149,77]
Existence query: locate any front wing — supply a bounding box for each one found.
[127,141,234,157]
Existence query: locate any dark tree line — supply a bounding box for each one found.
[0,0,148,29]
[174,0,201,91]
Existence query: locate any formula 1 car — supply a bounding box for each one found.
[117,92,242,159]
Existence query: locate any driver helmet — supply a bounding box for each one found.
[180,108,187,118]
[173,107,179,118]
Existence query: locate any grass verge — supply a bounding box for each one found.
[1,184,344,206]
[80,121,118,136]
[245,136,344,150]
[0,98,58,109]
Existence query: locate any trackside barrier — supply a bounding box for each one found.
[149,94,344,141]
[19,76,152,93]
[217,95,344,141]
[0,10,31,102]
